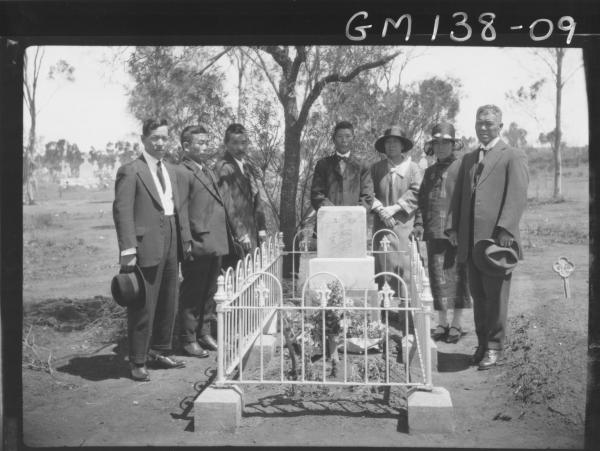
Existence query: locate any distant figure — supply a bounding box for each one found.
[370,126,422,297]
[310,121,375,211]
[417,122,471,344]
[176,124,237,357]
[113,118,188,381]
[446,105,529,370]
[214,123,268,269]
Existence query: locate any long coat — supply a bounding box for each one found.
[447,139,529,263]
[113,155,188,267]
[371,157,422,285]
[310,154,374,211]
[214,152,267,251]
[175,156,234,258]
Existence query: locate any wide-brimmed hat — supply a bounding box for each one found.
[375,126,413,153]
[427,122,458,143]
[473,239,519,277]
[111,266,145,307]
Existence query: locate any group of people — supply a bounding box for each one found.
[112,102,528,382]
[310,104,528,371]
[112,121,267,381]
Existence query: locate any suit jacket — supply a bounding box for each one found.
[176,156,234,258]
[112,155,187,267]
[214,152,267,250]
[310,153,375,211]
[447,139,529,263]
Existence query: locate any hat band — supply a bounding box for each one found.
[432,133,454,140]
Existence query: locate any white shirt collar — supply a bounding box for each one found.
[142,149,161,167]
[389,155,411,177]
[479,137,500,151]
[336,152,351,159]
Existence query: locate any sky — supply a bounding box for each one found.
[23,45,589,153]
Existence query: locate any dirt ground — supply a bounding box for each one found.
[21,173,588,447]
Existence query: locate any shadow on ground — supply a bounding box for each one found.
[56,341,129,381]
[437,351,472,372]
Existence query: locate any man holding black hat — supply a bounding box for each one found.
[310,121,375,211]
[446,105,529,369]
[113,118,188,381]
[370,126,423,297]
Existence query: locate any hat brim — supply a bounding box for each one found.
[375,135,413,153]
[111,266,145,307]
[473,239,519,277]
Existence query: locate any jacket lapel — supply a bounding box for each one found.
[476,140,506,187]
[136,156,163,209]
[184,158,223,205]
[225,152,252,194]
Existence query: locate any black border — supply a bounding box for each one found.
[1,1,599,450]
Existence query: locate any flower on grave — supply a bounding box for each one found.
[343,297,354,307]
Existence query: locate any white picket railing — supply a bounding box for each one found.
[214,231,434,390]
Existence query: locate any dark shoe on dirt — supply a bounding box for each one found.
[446,326,463,343]
[478,349,502,370]
[183,342,209,358]
[471,346,486,365]
[130,364,150,381]
[147,350,186,369]
[431,324,449,341]
[198,334,218,351]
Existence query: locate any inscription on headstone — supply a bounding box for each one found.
[317,206,366,258]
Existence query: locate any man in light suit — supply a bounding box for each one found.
[176,124,236,356]
[214,123,268,269]
[446,105,529,369]
[113,118,188,381]
[310,121,375,211]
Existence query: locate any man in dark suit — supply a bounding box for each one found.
[113,118,188,381]
[446,105,529,370]
[310,121,375,211]
[214,123,267,268]
[176,124,234,356]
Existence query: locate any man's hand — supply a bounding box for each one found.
[383,204,402,217]
[496,228,514,248]
[184,241,194,262]
[120,254,137,273]
[446,230,458,247]
[410,224,424,240]
[377,207,396,229]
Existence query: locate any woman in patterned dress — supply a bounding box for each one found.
[417,123,471,343]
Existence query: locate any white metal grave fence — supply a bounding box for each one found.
[216,233,285,380]
[214,232,433,390]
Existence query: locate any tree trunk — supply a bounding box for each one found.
[279,121,302,276]
[553,49,564,199]
[25,103,36,204]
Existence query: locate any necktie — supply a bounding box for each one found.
[156,160,166,193]
[337,155,347,173]
[473,148,485,185]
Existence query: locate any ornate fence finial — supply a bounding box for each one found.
[380,235,391,252]
[278,232,285,253]
[255,279,269,307]
[215,275,227,305]
[552,256,575,299]
[378,281,394,308]
[316,285,331,307]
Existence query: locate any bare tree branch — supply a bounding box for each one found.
[244,47,282,102]
[296,50,401,129]
[195,46,233,77]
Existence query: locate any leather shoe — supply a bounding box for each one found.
[130,364,150,381]
[478,349,502,370]
[147,350,186,369]
[431,324,449,341]
[198,334,218,351]
[183,342,209,358]
[471,347,486,366]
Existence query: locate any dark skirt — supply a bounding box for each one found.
[426,239,471,311]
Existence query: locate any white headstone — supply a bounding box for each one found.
[317,206,367,258]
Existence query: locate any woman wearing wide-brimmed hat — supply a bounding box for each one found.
[370,126,423,298]
[417,122,471,343]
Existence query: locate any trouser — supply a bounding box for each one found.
[179,255,222,343]
[467,258,512,351]
[127,216,179,365]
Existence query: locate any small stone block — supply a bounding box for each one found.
[317,206,367,258]
[308,257,375,290]
[407,387,455,434]
[193,385,243,432]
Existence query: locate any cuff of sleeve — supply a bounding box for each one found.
[258,230,267,237]
[371,199,383,211]
[120,248,136,256]
[392,202,404,214]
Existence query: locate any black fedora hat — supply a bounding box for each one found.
[111,266,145,307]
[473,239,519,277]
[375,126,413,153]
